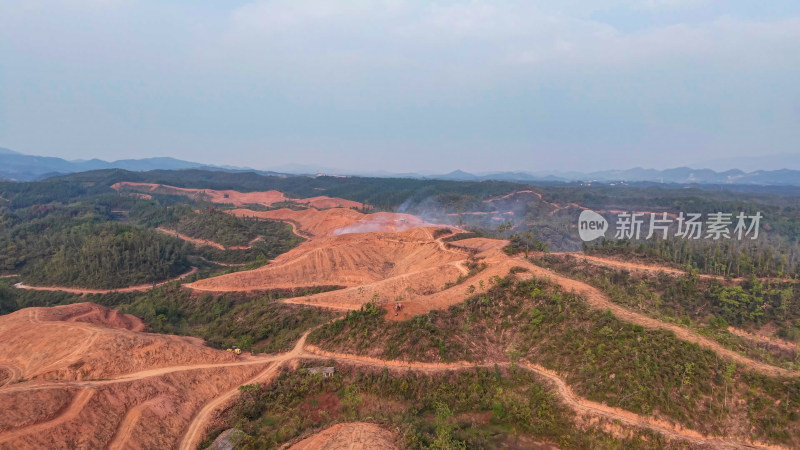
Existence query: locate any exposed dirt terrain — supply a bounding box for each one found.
[287,422,399,450]
[0,303,233,381]
[187,207,521,319]
[0,303,271,449]
[228,207,437,238]
[111,182,365,210]
[187,227,464,293]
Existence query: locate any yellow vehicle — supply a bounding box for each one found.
[226,345,242,355]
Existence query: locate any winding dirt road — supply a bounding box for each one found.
[522,260,800,378]
[178,331,312,450]
[515,361,777,449]
[156,227,263,251]
[107,395,167,450]
[0,388,95,444]
[554,252,797,283]
[12,266,198,295]
[194,256,246,267]
[4,208,798,447]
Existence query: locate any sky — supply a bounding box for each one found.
[1,0,799,173]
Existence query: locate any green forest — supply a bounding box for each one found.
[108,285,338,353]
[21,222,190,289]
[0,198,190,288]
[585,238,800,278]
[129,201,303,253]
[535,254,800,369]
[0,182,303,288]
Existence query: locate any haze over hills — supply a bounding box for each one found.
[5,147,800,186]
[430,166,800,186]
[0,147,283,181]
[691,153,800,172]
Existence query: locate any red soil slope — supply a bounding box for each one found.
[188,206,522,320]
[186,226,463,292]
[0,303,231,381]
[111,182,365,210]
[0,303,268,449]
[228,207,435,238]
[288,422,399,450]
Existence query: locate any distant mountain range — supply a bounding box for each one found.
[424,167,800,186]
[5,147,800,186]
[0,148,282,181]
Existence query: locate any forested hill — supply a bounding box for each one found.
[0,200,191,289]
[5,168,800,269]
[0,183,305,288]
[54,168,528,210]
[49,167,800,211]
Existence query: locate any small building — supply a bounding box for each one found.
[306,366,335,378]
[210,428,246,450]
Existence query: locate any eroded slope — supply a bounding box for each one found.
[0,303,268,449]
[111,182,365,210]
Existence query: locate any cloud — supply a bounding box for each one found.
[0,0,798,171]
[200,1,799,81]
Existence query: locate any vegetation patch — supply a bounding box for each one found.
[585,238,800,279]
[107,286,338,353]
[204,363,669,449]
[536,253,800,367]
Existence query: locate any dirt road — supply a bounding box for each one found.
[522,261,799,378]
[189,256,245,268]
[107,395,167,450]
[4,218,798,448]
[178,331,312,450]
[13,267,198,295]
[156,228,228,250]
[157,228,262,251]
[555,253,797,283]
[516,361,778,449]
[0,388,95,445]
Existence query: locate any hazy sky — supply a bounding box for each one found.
[1,1,799,173]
